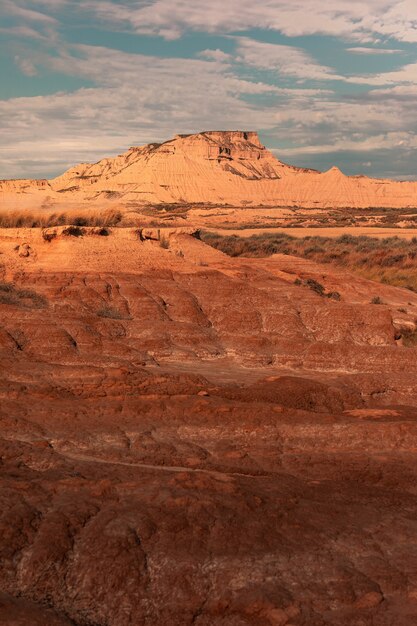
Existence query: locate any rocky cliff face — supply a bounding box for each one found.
[3,130,417,208]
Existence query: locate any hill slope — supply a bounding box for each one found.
[2,130,417,208]
[1,227,417,625]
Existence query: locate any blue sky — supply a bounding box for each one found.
[1,0,417,180]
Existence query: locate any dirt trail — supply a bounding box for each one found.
[55,448,269,480]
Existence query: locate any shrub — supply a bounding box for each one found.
[97,306,128,320]
[0,282,47,309]
[0,282,13,293]
[304,246,324,255]
[327,291,342,301]
[72,216,89,226]
[337,234,356,244]
[42,230,57,242]
[62,226,85,237]
[92,227,110,236]
[0,209,123,229]
[380,254,406,267]
[371,296,383,304]
[398,326,417,347]
[201,231,417,293]
[306,278,326,296]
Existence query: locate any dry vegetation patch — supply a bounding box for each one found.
[96,306,131,320]
[0,209,122,228]
[202,231,417,292]
[0,282,47,309]
[399,325,417,347]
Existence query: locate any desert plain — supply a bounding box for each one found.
[1,131,417,626]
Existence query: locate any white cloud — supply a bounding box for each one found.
[199,49,232,62]
[235,37,342,82]
[347,47,403,54]
[348,62,417,86]
[0,25,47,39]
[4,1,417,46]
[1,0,58,24]
[275,131,417,156]
[14,55,38,76]
[3,2,417,178]
[0,45,286,178]
[3,41,417,179]
[73,0,417,43]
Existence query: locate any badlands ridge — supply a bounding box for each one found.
[1,225,417,625]
[2,130,417,209]
[1,132,417,625]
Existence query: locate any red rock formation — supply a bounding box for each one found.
[1,228,417,624]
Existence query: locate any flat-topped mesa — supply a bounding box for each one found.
[170,130,266,160]
[4,130,417,209]
[169,130,268,162]
[121,130,270,164]
[173,130,262,145]
[49,130,287,196]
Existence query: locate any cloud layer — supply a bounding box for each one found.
[75,0,417,43]
[1,0,417,179]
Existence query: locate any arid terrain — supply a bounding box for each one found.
[1,132,417,625]
[4,131,417,216]
[202,231,417,293]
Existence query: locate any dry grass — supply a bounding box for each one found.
[401,326,417,347]
[159,236,170,249]
[0,282,47,309]
[202,231,417,292]
[96,306,130,320]
[0,209,123,228]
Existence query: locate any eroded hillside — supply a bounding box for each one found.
[1,227,417,625]
[3,131,417,210]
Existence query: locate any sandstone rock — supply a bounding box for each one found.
[4,131,417,210]
[354,591,384,609]
[0,229,416,625]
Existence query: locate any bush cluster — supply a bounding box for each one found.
[96,306,129,320]
[202,231,417,292]
[0,209,122,229]
[0,282,47,309]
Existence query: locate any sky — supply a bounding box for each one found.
[1,1,417,180]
